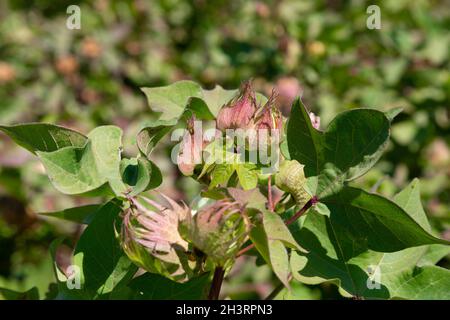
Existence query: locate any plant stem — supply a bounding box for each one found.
[284,196,318,225]
[264,283,284,300]
[208,266,225,300]
[236,196,318,258]
[268,175,274,211]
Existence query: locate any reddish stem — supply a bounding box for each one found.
[268,175,274,212]
[208,266,225,300]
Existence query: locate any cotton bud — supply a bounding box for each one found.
[249,91,283,156]
[253,91,283,132]
[188,199,248,267]
[275,160,311,208]
[120,195,195,282]
[216,81,257,131]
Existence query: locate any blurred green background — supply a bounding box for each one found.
[0,0,449,299]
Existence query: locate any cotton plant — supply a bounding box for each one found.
[0,79,449,300]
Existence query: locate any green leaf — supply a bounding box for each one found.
[39,204,102,224]
[48,200,137,300]
[287,99,324,177]
[137,119,178,158]
[128,273,210,300]
[290,180,450,299]
[322,187,448,254]
[388,266,450,300]
[37,126,127,196]
[273,279,321,300]
[250,211,305,289]
[0,287,40,300]
[0,123,87,154]
[73,199,137,298]
[287,99,392,198]
[189,85,237,118]
[263,211,305,252]
[209,164,235,188]
[384,107,403,122]
[417,245,450,267]
[235,163,258,190]
[141,80,202,121]
[120,157,161,196]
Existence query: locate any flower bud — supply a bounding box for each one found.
[253,90,283,132]
[187,199,248,267]
[216,81,257,130]
[275,160,311,207]
[120,195,196,282]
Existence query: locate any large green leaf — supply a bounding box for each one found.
[37,126,127,196]
[188,85,237,118]
[286,99,324,177]
[140,80,202,121]
[321,187,448,254]
[387,266,450,300]
[127,273,210,300]
[0,123,87,154]
[72,199,138,299]
[287,99,391,197]
[49,200,138,299]
[290,180,450,299]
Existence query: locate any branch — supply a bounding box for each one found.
[208,266,225,300]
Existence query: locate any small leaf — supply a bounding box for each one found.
[235,163,258,190]
[209,164,235,188]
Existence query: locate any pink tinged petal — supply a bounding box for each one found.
[309,112,320,130]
